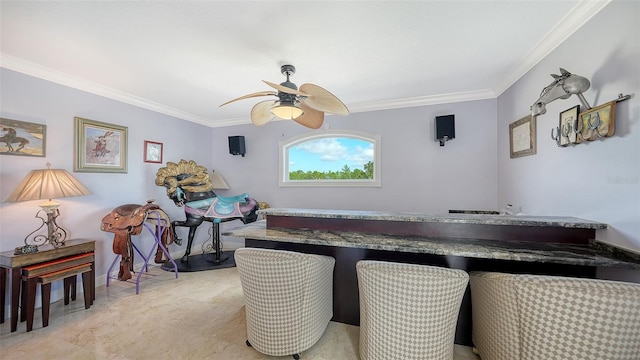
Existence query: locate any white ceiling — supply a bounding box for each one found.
[0,1,610,128]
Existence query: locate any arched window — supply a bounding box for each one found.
[279,130,381,187]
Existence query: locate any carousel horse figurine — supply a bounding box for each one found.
[155,159,259,263]
[531,68,592,117]
[101,200,174,281]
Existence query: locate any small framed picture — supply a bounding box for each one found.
[144,140,163,163]
[0,118,46,157]
[509,115,536,159]
[74,117,127,173]
[558,105,580,146]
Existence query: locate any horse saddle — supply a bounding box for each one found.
[203,193,249,220]
[101,202,159,281]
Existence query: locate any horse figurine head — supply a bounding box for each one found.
[531,68,591,116]
[155,159,215,207]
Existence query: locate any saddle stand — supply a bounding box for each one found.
[103,207,178,294]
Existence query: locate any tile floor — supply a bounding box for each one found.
[1,263,480,359]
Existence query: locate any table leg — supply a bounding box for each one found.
[0,268,6,324]
[91,260,96,304]
[41,282,51,328]
[25,277,37,332]
[82,271,92,309]
[11,268,21,332]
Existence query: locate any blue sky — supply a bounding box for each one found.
[288,137,374,173]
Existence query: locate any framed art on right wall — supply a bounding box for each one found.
[558,105,580,146]
[576,101,616,142]
[509,115,536,159]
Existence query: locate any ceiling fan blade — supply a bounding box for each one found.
[251,100,276,126]
[219,91,277,107]
[263,80,309,96]
[299,83,349,115]
[294,102,324,129]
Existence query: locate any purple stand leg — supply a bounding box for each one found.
[144,212,178,277]
[106,255,120,288]
[107,211,179,294]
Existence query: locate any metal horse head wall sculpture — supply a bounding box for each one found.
[531,68,592,117]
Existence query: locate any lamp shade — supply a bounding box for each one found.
[210,171,230,190]
[4,167,92,202]
[271,102,304,120]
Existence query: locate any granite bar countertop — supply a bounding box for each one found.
[224,220,640,269]
[259,208,608,229]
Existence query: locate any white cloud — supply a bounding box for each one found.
[296,138,373,169]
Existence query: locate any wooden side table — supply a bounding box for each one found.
[0,238,95,332]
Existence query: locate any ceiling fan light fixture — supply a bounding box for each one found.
[220,64,348,128]
[271,102,304,120]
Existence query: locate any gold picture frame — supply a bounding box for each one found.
[509,115,536,158]
[74,117,128,173]
[0,118,46,157]
[576,101,616,142]
[558,105,580,146]
[144,140,163,163]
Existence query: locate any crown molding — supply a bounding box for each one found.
[493,0,611,95]
[347,89,497,114]
[0,53,213,127]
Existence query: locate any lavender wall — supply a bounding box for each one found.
[211,100,499,244]
[0,69,214,278]
[497,1,639,281]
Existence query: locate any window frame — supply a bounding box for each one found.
[279,130,381,187]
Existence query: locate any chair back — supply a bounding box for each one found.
[235,248,335,357]
[357,260,469,360]
[470,272,640,360]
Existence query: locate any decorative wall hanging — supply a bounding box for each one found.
[144,140,163,163]
[576,101,616,142]
[529,68,631,147]
[0,118,46,157]
[74,117,128,173]
[552,105,580,147]
[509,115,536,159]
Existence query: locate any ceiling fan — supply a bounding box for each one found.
[220,64,349,129]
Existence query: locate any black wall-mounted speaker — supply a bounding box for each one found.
[228,136,246,157]
[435,114,455,146]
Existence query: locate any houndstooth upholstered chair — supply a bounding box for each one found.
[356,260,469,360]
[469,271,640,360]
[234,248,335,360]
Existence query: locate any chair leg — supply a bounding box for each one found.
[292,354,300,360]
[246,340,252,347]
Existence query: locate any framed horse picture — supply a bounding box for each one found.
[0,118,46,157]
[74,117,128,173]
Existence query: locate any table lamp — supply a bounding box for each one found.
[210,170,230,190]
[4,163,92,252]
